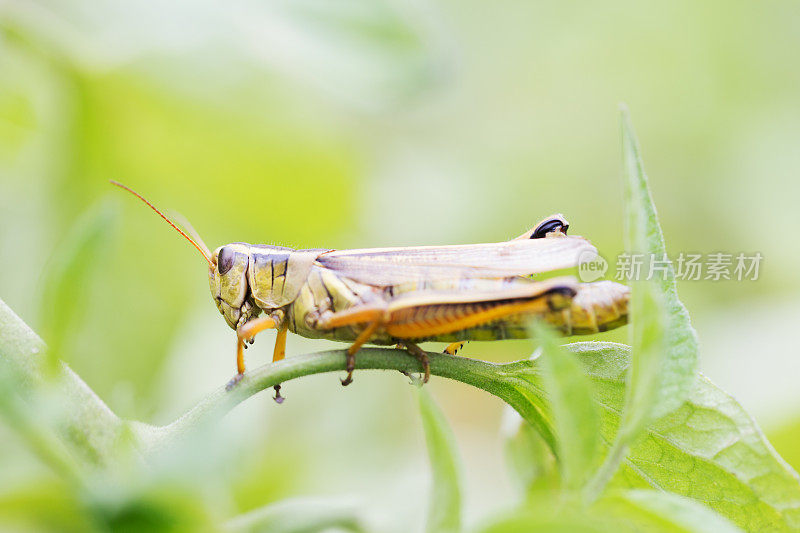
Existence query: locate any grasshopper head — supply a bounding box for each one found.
[210,243,256,329]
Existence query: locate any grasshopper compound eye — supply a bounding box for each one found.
[217,246,235,275]
[531,216,569,239]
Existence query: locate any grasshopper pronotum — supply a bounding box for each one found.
[112,182,629,401]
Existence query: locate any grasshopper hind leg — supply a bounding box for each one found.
[398,342,430,383]
[341,319,383,386]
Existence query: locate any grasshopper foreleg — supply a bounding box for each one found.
[226,314,280,391]
[271,326,288,403]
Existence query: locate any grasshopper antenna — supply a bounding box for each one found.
[167,209,212,260]
[110,180,213,267]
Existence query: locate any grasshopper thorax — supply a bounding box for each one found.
[209,243,330,331]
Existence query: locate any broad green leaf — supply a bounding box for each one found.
[566,341,800,531]
[479,504,620,533]
[223,497,364,533]
[39,200,116,371]
[583,108,698,502]
[620,106,699,420]
[479,490,740,533]
[597,490,742,533]
[535,326,601,491]
[619,283,666,439]
[416,386,462,533]
[502,407,558,495]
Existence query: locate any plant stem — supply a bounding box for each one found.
[132,348,553,454]
[0,297,555,461]
[0,298,126,468]
[582,436,631,503]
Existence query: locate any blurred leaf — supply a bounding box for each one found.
[535,326,601,492]
[0,297,127,469]
[568,342,800,531]
[39,199,116,371]
[478,504,617,533]
[87,483,217,533]
[502,407,557,495]
[767,419,800,474]
[0,370,83,484]
[3,0,446,112]
[224,496,364,533]
[416,386,462,533]
[480,489,742,533]
[620,106,699,420]
[0,480,94,532]
[583,108,697,500]
[597,490,742,533]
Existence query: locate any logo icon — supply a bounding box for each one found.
[577,250,608,282]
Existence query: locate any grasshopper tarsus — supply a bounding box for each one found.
[341,347,357,386]
[400,342,430,384]
[273,385,284,403]
[225,373,244,391]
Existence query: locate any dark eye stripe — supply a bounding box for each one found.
[531,218,569,239]
[218,246,235,275]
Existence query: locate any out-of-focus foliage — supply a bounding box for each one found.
[416,386,462,533]
[2,0,800,531]
[536,326,601,492]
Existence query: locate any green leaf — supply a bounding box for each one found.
[535,326,601,491]
[416,386,462,533]
[620,106,699,420]
[478,503,620,533]
[502,407,558,495]
[621,284,665,438]
[583,108,700,501]
[597,490,743,533]
[479,489,741,533]
[0,481,94,532]
[39,199,116,371]
[223,497,364,533]
[570,341,800,531]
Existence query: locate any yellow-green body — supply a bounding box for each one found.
[209,243,629,346]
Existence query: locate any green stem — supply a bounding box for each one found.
[582,436,631,503]
[0,297,555,463]
[133,348,555,455]
[0,298,126,469]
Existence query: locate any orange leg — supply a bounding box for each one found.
[399,341,430,383]
[272,326,288,362]
[271,326,288,403]
[317,306,387,387]
[226,316,277,391]
[341,319,382,386]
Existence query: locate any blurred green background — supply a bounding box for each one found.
[1,0,800,530]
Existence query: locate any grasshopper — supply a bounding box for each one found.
[112,182,629,401]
